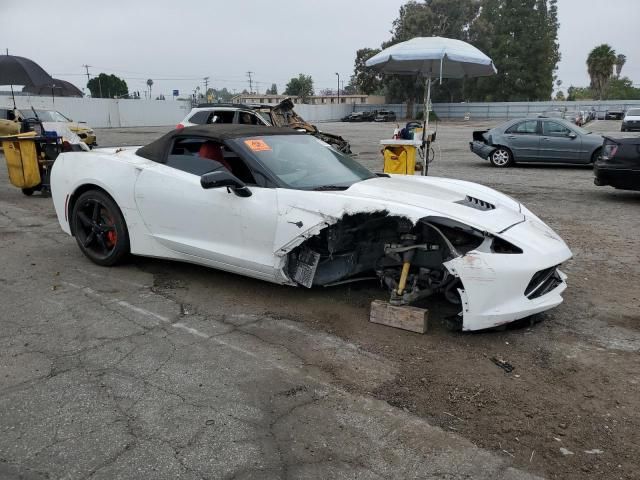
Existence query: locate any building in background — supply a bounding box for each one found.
[230,93,385,105]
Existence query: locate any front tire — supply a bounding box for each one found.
[490,147,514,168]
[71,190,130,266]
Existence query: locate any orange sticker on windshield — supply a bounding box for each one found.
[244,139,272,152]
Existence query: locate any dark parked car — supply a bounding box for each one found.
[594,136,640,191]
[361,110,378,121]
[470,118,604,167]
[341,112,364,122]
[374,110,397,122]
[621,108,640,132]
[605,108,624,120]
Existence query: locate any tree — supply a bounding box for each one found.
[87,73,128,98]
[606,76,640,100]
[566,85,593,101]
[265,83,278,95]
[554,90,565,101]
[586,44,616,100]
[615,54,627,79]
[467,0,560,101]
[146,78,154,99]
[284,74,314,103]
[352,48,383,94]
[380,0,481,114]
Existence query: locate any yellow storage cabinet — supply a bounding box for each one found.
[2,133,41,189]
[380,139,422,175]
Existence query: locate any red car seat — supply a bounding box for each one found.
[198,142,232,171]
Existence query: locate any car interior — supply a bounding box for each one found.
[167,137,257,184]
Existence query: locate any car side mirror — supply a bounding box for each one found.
[568,132,577,139]
[200,170,252,197]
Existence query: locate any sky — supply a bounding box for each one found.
[1,0,638,98]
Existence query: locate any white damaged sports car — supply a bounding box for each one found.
[50,125,572,331]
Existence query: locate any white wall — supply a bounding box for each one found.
[1,95,192,128]
[1,95,354,127]
[294,103,353,122]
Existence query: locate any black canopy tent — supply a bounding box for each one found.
[23,78,83,98]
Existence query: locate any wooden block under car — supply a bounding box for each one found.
[369,300,428,334]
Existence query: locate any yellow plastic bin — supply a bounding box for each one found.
[380,139,422,175]
[1,132,41,189]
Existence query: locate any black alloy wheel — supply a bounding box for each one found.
[71,190,129,266]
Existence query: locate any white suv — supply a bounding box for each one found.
[177,104,270,129]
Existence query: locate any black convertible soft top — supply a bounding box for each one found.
[137,124,303,163]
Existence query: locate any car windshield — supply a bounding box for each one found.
[626,109,640,116]
[230,134,376,190]
[31,110,71,122]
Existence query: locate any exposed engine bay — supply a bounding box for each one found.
[286,212,513,316]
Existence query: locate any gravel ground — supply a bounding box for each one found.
[1,118,638,479]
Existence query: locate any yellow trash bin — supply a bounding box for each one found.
[1,132,41,189]
[380,139,421,175]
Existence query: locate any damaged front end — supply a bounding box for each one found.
[282,207,571,331]
[284,212,500,326]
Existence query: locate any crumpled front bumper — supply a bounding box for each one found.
[469,140,496,160]
[444,218,572,331]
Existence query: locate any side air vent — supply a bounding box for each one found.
[456,195,496,211]
[525,266,562,299]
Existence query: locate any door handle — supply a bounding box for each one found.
[506,135,516,140]
[541,137,550,141]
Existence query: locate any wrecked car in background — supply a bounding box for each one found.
[179,98,352,154]
[50,124,572,332]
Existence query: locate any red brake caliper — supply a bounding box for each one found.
[105,213,117,247]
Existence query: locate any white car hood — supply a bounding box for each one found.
[344,176,524,232]
[624,114,640,121]
[274,176,526,255]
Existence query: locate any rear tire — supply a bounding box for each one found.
[591,147,602,164]
[71,190,130,266]
[490,147,514,168]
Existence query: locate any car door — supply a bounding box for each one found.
[539,120,580,163]
[133,139,279,279]
[502,120,540,161]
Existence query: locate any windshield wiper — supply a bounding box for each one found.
[312,185,350,191]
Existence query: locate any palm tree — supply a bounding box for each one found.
[615,54,627,79]
[586,44,616,100]
[146,78,153,99]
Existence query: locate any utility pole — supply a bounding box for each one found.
[203,76,210,100]
[82,64,91,84]
[335,72,340,105]
[246,71,254,94]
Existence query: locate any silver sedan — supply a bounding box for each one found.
[470,118,604,168]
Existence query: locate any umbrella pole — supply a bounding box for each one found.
[10,84,16,109]
[422,75,431,175]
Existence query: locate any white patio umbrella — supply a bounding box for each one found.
[366,37,497,172]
